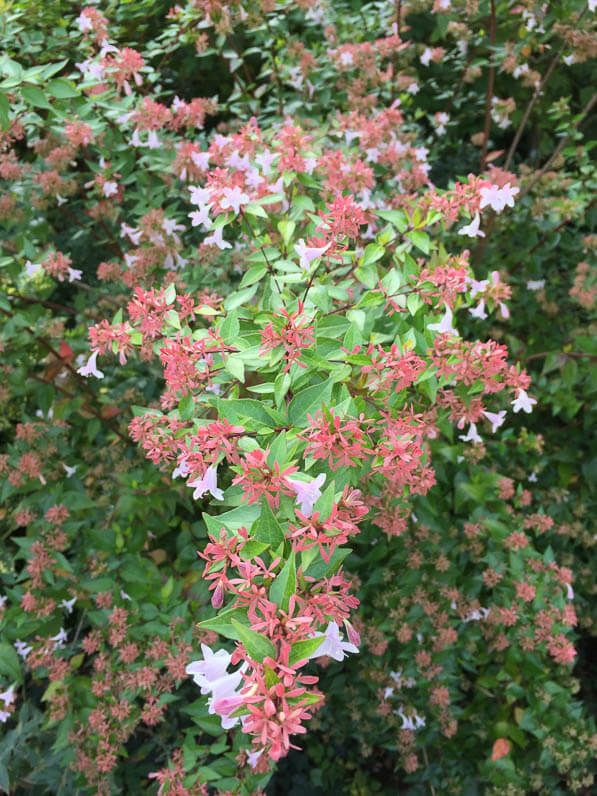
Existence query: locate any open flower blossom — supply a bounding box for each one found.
[428,304,457,335]
[0,685,15,706]
[203,226,232,250]
[59,597,77,614]
[512,388,536,414]
[286,473,326,517]
[25,260,42,278]
[459,422,482,444]
[469,299,488,319]
[394,706,426,730]
[220,185,250,214]
[458,213,485,238]
[483,410,506,432]
[187,465,224,501]
[51,627,68,649]
[14,640,32,659]
[308,621,359,662]
[479,182,519,214]
[186,644,233,689]
[186,645,246,729]
[77,350,104,379]
[172,458,191,479]
[293,239,331,271]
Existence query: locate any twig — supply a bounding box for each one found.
[263,15,284,116]
[518,91,597,201]
[504,1,590,171]
[390,0,403,103]
[523,351,597,363]
[8,291,77,315]
[526,198,595,255]
[503,52,560,171]
[28,373,131,443]
[479,0,496,172]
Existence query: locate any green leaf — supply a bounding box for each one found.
[244,203,268,218]
[239,540,269,559]
[0,761,9,793]
[178,393,195,422]
[220,310,240,343]
[196,607,250,640]
[269,551,296,612]
[41,59,69,79]
[0,93,9,130]
[287,377,334,427]
[21,84,52,109]
[239,264,267,288]
[406,293,423,316]
[359,243,385,267]
[274,371,291,407]
[165,310,181,330]
[224,284,259,311]
[313,480,335,519]
[46,78,79,98]
[225,353,245,382]
[354,261,378,289]
[164,282,176,304]
[304,547,351,580]
[289,636,325,666]
[407,229,430,255]
[0,643,23,684]
[230,619,276,661]
[277,219,296,247]
[253,498,285,547]
[255,193,285,205]
[376,209,409,231]
[216,398,285,428]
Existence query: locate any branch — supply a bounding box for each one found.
[504,1,590,170]
[518,91,597,201]
[479,0,496,172]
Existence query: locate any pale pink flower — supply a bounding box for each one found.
[482,410,506,432]
[458,213,485,238]
[203,227,232,250]
[309,621,359,662]
[479,182,519,214]
[77,350,104,379]
[512,389,536,414]
[469,300,488,320]
[459,423,482,444]
[186,644,232,688]
[220,185,250,214]
[428,304,457,335]
[187,465,224,501]
[59,597,77,613]
[189,185,212,205]
[189,204,211,228]
[286,473,326,517]
[102,181,118,198]
[0,685,15,706]
[25,261,42,278]
[294,239,331,271]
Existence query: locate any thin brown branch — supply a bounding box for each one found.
[504,1,590,170]
[29,373,130,443]
[518,92,597,201]
[479,0,496,172]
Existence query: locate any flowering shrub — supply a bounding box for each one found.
[0,0,596,793]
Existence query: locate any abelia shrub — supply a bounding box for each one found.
[0,0,595,793]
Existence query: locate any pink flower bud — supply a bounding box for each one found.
[211,581,224,609]
[344,620,360,647]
